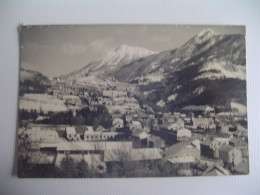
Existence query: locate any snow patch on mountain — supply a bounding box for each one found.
[167,93,178,103]
[170,58,180,64]
[231,101,247,114]
[193,86,206,96]
[74,75,107,88]
[156,100,165,107]
[196,60,246,80]
[144,90,156,96]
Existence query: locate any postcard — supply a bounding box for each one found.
[17,25,249,177]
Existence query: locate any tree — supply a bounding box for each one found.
[59,155,77,178]
[76,159,89,177]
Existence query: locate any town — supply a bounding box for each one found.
[18,77,249,177]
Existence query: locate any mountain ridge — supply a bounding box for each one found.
[61,29,247,111]
[62,44,157,80]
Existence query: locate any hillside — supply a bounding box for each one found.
[113,29,246,111]
[63,29,247,112]
[19,68,50,95]
[114,30,246,83]
[62,44,157,80]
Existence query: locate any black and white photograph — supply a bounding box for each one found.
[17,25,249,178]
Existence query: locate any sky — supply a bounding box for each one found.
[20,25,245,77]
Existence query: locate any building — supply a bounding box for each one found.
[191,117,215,131]
[229,138,248,157]
[233,161,249,175]
[191,139,201,151]
[55,141,133,170]
[147,135,165,148]
[215,112,233,121]
[202,164,230,176]
[174,128,192,141]
[84,126,120,142]
[218,145,242,166]
[74,126,88,140]
[125,115,133,123]
[132,131,150,148]
[103,90,127,98]
[160,142,200,171]
[200,137,230,158]
[166,118,185,130]
[128,120,143,132]
[217,123,229,134]
[182,105,215,117]
[65,127,80,141]
[96,125,106,132]
[113,118,124,129]
[56,141,133,155]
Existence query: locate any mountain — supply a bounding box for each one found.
[62,29,246,111]
[19,68,50,95]
[20,68,50,85]
[112,29,246,111]
[63,44,157,80]
[114,29,246,83]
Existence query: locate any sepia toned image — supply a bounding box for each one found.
[17,25,249,178]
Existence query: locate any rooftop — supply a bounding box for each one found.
[219,144,234,152]
[164,142,188,157]
[147,135,163,142]
[66,126,76,134]
[200,137,211,146]
[234,161,249,174]
[168,156,197,164]
[203,164,230,176]
[56,141,133,151]
[182,105,214,111]
[104,148,162,162]
[75,126,87,135]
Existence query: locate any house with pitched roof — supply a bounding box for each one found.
[147,135,165,148]
[200,137,230,158]
[233,161,249,175]
[132,131,150,148]
[202,164,230,176]
[191,117,215,131]
[159,142,200,172]
[84,126,121,142]
[166,118,185,130]
[218,145,242,166]
[229,137,248,157]
[113,118,124,129]
[174,128,192,141]
[65,126,80,141]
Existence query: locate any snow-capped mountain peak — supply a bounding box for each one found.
[63,44,157,79]
[96,44,157,69]
[195,28,217,43]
